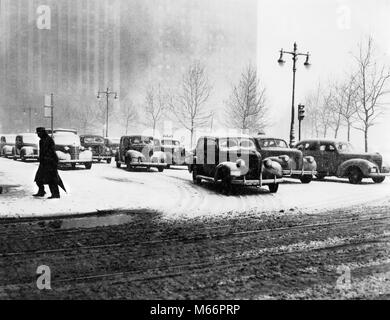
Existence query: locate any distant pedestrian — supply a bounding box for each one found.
[33,127,66,199]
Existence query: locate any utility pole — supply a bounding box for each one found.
[97,87,118,137]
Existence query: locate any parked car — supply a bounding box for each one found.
[188,135,284,194]
[53,132,93,169]
[254,136,317,183]
[295,139,390,184]
[115,135,167,172]
[1,134,16,158]
[104,137,120,157]
[12,133,39,161]
[80,135,112,163]
[156,136,186,167]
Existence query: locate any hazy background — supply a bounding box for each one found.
[0,0,389,156]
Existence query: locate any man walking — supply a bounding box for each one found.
[33,127,66,199]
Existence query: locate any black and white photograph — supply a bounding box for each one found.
[0,0,389,302]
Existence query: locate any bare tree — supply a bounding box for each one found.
[332,74,359,141]
[117,100,138,135]
[144,84,167,136]
[225,65,268,133]
[304,83,323,138]
[352,37,390,151]
[169,61,212,148]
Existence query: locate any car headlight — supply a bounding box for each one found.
[279,155,290,162]
[236,159,245,168]
[264,158,273,168]
[305,156,315,163]
[64,146,70,151]
[370,166,378,173]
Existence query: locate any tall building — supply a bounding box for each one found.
[0,0,257,133]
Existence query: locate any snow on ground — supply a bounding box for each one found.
[0,157,390,218]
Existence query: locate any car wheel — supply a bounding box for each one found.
[85,163,92,170]
[21,156,26,162]
[126,162,132,171]
[107,158,112,164]
[372,177,385,183]
[116,161,121,168]
[316,174,326,180]
[71,163,76,169]
[166,164,171,169]
[158,167,164,172]
[192,166,202,185]
[268,183,279,193]
[300,176,312,184]
[348,167,363,184]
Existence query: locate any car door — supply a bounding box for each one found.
[299,141,322,171]
[318,142,338,175]
[204,137,217,176]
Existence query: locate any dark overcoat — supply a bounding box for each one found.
[34,134,66,191]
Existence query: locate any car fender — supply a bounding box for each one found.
[126,150,145,162]
[56,151,71,161]
[265,155,293,171]
[337,158,375,177]
[303,156,317,171]
[262,158,283,177]
[79,150,93,161]
[215,161,249,181]
[21,146,35,156]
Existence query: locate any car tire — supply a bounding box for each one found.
[107,158,112,164]
[71,163,76,169]
[116,161,121,168]
[316,174,326,180]
[372,177,385,183]
[348,167,363,184]
[85,163,92,170]
[158,167,164,172]
[268,183,279,193]
[192,166,202,185]
[126,162,132,171]
[21,156,26,162]
[221,178,232,196]
[300,176,312,184]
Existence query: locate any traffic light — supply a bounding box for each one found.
[298,104,305,120]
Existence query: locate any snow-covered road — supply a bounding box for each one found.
[1,157,389,218]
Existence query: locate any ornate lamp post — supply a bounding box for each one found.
[278,42,311,147]
[97,87,118,138]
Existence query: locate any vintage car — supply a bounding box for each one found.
[188,135,284,194]
[80,135,112,163]
[115,135,167,172]
[1,134,16,158]
[254,136,317,183]
[295,139,390,184]
[104,137,120,157]
[156,136,186,167]
[53,132,93,169]
[12,133,39,161]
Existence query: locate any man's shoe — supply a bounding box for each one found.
[48,195,60,199]
[33,192,46,197]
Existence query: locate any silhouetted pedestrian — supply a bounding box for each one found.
[33,127,66,199]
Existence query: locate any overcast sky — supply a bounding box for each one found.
[257,0,390,155]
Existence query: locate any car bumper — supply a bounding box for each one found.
[283,169,317,176]
[367,172,390,178]
[93,156,111,160]
[59,160,92,164]
[129,161,167,168]
[196,175,284,186]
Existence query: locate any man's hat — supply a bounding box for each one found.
[36,127,46,133]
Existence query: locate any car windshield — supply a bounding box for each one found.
[161,139,180,146]
[129,136,153,144]
[219,138,255,151]
[54,133,81,146]
[23,135,39,144]
[336,142,355,153]
[258,138,288,148]
[83,136,104,144]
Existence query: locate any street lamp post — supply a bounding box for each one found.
[277,42,311,147]
[97,87,118,138]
